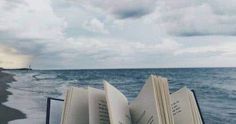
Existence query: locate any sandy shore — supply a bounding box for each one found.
[0,71,26,124]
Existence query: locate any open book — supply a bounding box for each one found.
[60,75,204,124]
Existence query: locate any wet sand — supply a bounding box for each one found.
[0,71,26,124]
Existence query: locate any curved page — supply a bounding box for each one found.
[104,81,132,124]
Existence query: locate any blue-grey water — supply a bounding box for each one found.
[4,68,236,124]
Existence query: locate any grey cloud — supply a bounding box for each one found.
[108,1,157,19]
[0,31,45,56]
[73,0,157,19]
[173,29,236,37]
[73,0,236,35]
[114,7,153,19]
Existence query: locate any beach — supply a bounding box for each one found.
[0,71,26,124]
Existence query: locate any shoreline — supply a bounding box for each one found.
[0,71,26,124]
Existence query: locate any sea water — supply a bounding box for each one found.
[4,68,236,124]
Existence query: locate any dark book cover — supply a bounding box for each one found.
[191,90,205,124]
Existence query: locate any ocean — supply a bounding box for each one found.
[4,68,236,124]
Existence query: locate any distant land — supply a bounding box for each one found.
[0,67,32,71]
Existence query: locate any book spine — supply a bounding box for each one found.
[191,90,205,124]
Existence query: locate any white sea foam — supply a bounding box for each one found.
[5,90,45,124]
[4,71,69,124]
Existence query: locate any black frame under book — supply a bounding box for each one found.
[46,90,205,124]
[46,97,64,124]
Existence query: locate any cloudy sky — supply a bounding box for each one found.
[0,0,236,69]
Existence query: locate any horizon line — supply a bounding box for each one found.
[3,66,236,71]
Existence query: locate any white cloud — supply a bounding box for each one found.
[32,37,183,68]
[42,37,182,62]
[175,42,236,56]
[145,0,236,36]
[0,0,66,40]
[83,18,109,34]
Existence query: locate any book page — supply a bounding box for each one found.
[154,77,174,124]
[129,75,161,124]
[162,78,174,124]
[154,77,166,124]
[48,98,64,124]
[61,87,89,124]
[88,87,110,124]
[104,81,132,124]
[170,87,194,124]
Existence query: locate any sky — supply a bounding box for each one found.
[0,0,236,69]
